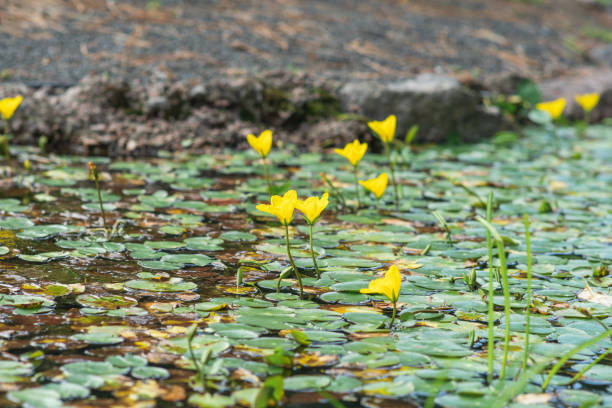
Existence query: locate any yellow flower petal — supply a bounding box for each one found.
[360,265,401,302]
[296,192,329,224]
[0,95,23,121]
[536,98,566,120]
[574,93,599,113]
[256,189,297,224]
[247,129,273,158]
[368,115,396,143]
[359,173,388,199]
[334,140,367,166]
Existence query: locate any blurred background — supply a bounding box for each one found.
[1,0,610,83]
[0,0,611,155]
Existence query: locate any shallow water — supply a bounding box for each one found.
[0,125,612,407]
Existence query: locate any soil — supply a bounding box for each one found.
[1,0,611,86]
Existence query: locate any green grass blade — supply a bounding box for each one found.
[570,345,612,385]
[522,213,533,373]
[477,216,511,381]
[490,360,551,408]
[486,192,495,384]
[542,329,612,390]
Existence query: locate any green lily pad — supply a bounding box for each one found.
[283,375,332,391]
[124,279,197,292]
[131,366,170,379]
[220,231,257,242]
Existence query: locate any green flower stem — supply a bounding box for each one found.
[486,192,495,384]
[522,214,533,374]
[490,360,551,408]
[375,197,380,212]
[353,165,361,210]
[308,223,321,279]
[3,119,7,137]
[384,143,400,210]
[284,223,303,298]
[390,300,397,328]
[93,176,109,234]
[262,158,272,195]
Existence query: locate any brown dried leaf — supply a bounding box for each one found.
[577,284,612,307]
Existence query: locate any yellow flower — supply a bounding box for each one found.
[24,159,31,171]
[536,98,566,120]
[368,115,396,143]
[360,265,401,302]
[247,129,273,158]
[574,93,600,113]
[334,140,367,167]
[0,95,23,121]
[256,189,298,225]
[359,173,388,199]
[296,192,329,224]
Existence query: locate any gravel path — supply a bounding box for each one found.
[1,0,610,85]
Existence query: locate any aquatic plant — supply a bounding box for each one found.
[334,139,367,210]
[296,192,329,278]
[368,115,400,208]
[521,213,533,375]
[477,216,511,381]
[88,161,109,235]
[485,192,495,384]
[0,95,22,134]
[536,98,566,120]
[542,329,612,390]
[575,92,599,124]
[247,129,273,194]
[360,265,401,327]
[256,189,304,297]
[432,210,452,244]
[320,172,346,208]
[3,105,612,406]
[0,95,22,158]
[186,323,211,392]
[359,172,388,210]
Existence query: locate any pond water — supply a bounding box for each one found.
[0,124,612,407]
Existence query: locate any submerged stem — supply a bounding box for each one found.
[308,223,320,278]
[284,223,303,298]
